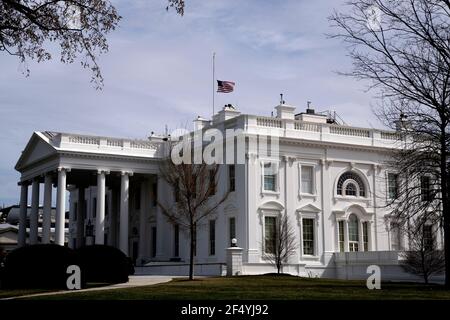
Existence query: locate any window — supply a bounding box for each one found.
[151,227,157,257]
[423,225,434,251]
[229,165,236,192]
[174,224,179,257]
[390,222,402,251]
[421,176,431,201]
[387,173,399,199]
[301,166,313,194]
[209,220,216,255]
[302,218,314,255]
[348,214,359,252]
[135,187,141,210]
[93,198,97,218]
[345,183,357,196]
[73,202,78,221]
[337,172,366,197]
[105,195,109,217]
[363,222,369,251]
[264,216,277,254]
[209,170,216,196]
[152,183,158,207]
[229,217,236,246]
[174,179,180,202]
[263,163,277,191]
[338,221,345,252]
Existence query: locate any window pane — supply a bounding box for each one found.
[338,221,345,252]
[423,225,434,251]
[229,217,236,246]
[388,173,398,199]
[421,176,431,201]
[301,166,313,194]
[229,165,235,192]
[390,222,401,251]
[363,222,369,251]
[265,216,277,254]
[264,163,276,191]
[345,183,357,196]
[302,219,314,255]
[348,215,359,242]
[209,220,216,255]
[174,224,179,257]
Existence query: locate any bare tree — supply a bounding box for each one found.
[0,0,185,87]
[401,219,445,284]
[156,145,229,280]
[330,0,450,287]
[262,213,297,274]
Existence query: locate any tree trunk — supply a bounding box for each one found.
[189,224,195,280]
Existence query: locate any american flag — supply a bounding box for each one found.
[217,80,235,93]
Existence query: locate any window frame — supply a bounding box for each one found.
[302,218,315,256]
[209,219,216,256]
[299,164,316,196]
[261,160,280,194]
[228,164,236,193]
[387,172,399,200]
[263,215,278,255]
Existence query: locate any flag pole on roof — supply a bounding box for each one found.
[212,52,216,118]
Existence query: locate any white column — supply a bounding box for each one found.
[29,179,40,244]
[42,174,52,244]
[120,171,131,255]
[18,182,29,247]
[95,170,106,244]
[359,220,365,252]
[55,168,68,246]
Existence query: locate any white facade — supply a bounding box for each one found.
[14,104,444,280]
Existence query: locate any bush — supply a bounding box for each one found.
[1,244,79,289]
[76,245,134,285]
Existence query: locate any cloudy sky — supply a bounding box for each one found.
[0,0,382,206]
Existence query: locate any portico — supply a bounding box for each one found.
[14,131,164,262]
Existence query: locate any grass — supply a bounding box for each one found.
[0,283,110,299]
[15,275,450,300]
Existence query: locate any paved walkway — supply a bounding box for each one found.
[1,275,174,300]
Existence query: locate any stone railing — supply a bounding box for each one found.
[58,133,161,156]
[245,115,402,149]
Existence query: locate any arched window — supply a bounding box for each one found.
[348,214,359,252]
[337,172,366,197]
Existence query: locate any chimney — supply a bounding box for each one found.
[275,103,296,120]
[213,104,241,124]
[193,116,210,131]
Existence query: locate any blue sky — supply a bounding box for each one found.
[0,0,381,206]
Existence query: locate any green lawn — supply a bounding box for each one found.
[19,275,450,300]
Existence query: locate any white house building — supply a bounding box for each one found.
[13,103,444,280]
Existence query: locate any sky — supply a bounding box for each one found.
[0,0,382,206]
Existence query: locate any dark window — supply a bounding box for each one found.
[363,222,369,251]
[209,170,216,196]
[338,221,345,252]
[229,165,236,192]
[152,183,158,207]
[229,217,236,246]
[337,172,366,197]
[345,183,357,196]
[104,233,108,245]
[209,220,216,256]
[348,214,359,252]
[73,202,78,221]
[135,187,141,210]
[151,227,157,257]
[174,224,179,257]
[93,198,97,218]
[423,225,434,251]
[174,179,180,202]
[105,194,109,217]
[302,219,314,255]
[421,176,431,201]
[264,216,277,254]
[388,173,399,199]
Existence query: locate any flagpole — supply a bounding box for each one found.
[212,52,216,118]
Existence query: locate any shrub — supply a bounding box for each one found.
[1,244,79,289]
[76,245,134,285]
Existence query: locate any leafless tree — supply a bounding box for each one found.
[330,0,450,287]
[156,143,229,280]
[262,213,298,274]
[401,219,445,284]
[0,0,185,87]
